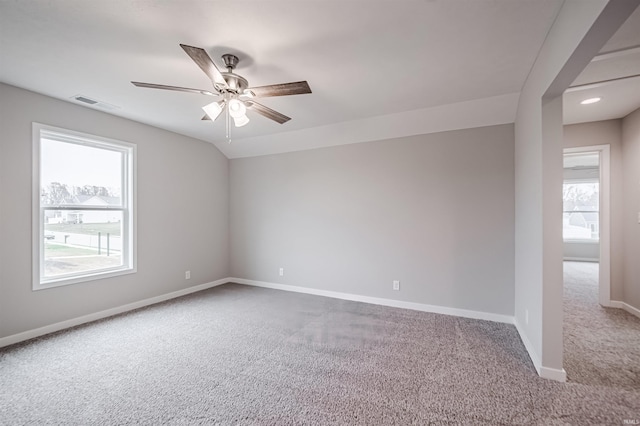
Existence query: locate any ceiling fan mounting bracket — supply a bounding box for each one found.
[222,54,240,71]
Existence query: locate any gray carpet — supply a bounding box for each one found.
[1,282,639,425]
[563,261,640,390]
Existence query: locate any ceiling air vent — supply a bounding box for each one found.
[70,95,120,111]
[74,95,98,105]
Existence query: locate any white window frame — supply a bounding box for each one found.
[32,123,137,290]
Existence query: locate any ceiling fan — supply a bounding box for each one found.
[131,44,311,131]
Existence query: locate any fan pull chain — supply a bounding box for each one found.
[226,102,231,143]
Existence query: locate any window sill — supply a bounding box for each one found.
[34,267,136,291]
[563,239,600,244]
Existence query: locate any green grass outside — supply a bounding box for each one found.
[45,222,121,236]
[45,242,98,257]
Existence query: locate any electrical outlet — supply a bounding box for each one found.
[279,267,284,276]
[393,280,400,291]
[525,309,529,325]
[185,270,191,280]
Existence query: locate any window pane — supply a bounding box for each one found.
[562,182,599,241]
[41,138,122,206]
[44,210,123,278]
[562,182,598,212]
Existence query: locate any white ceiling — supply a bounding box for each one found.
[563,6,640,126]
[1,0,633,158]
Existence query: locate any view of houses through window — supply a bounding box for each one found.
[35,125,135,288]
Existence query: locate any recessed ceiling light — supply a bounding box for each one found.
[580,97,601,105]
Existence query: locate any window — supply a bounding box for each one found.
[33,123,136,289]
[562,180,599,242]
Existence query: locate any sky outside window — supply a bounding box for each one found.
[41,138,122,196]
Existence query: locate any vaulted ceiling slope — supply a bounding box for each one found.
[1,1,569,158]
[563,6,640,125]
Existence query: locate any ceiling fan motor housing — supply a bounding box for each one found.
[221,72,248,93]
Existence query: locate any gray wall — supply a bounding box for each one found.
[230,125,515,316]
[0,84,230,338]
[622,107,640,310]
[563,119,623,296]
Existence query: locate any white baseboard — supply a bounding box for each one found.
[513,320,542,374]
[539,365,567,382]
[610,300,640,319]
[513,319,566,382]
[229,277,515,324]
[0,278,229,348]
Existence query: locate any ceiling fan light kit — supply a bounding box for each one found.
[228,98,247,118]
[131,44,312,142]
[233,114,250,128]
[202,100,224,121]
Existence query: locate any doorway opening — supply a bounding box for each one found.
[563,145,610,306]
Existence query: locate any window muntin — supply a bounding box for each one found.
[33,124,136,289]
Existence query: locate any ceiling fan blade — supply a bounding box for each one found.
[247,81,311,98]
[179,44,229,90]
[131,81,217,96]
[246,101,291,124]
